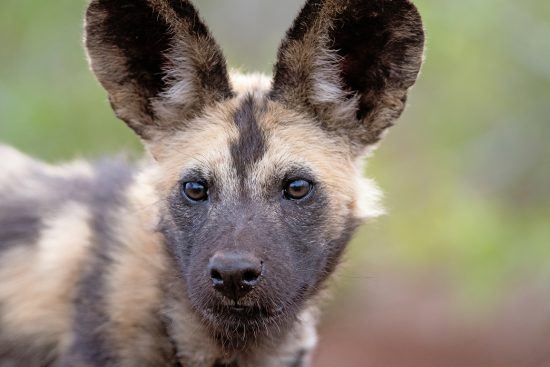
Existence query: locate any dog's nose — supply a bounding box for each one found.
[208,251,263,301]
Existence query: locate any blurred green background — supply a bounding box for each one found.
[1,0,549,365]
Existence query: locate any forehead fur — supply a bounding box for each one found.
[149,73,382,219]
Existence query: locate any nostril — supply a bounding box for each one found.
[210,269,223,285]
[241,268,261,285]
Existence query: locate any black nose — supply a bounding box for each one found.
[208,251,263,301]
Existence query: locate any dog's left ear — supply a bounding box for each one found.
[271,0,425,155]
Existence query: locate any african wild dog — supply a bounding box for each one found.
[0,0,424,366]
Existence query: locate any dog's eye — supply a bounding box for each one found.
[283,179,313,200]
[182,182,208,202]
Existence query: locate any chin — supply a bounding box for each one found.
[193,296,297,350]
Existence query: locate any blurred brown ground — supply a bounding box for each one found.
[313,266,550,367]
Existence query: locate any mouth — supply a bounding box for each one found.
[229,305,247,312]
[226,298,283,314]
[200,302,286,328]
[222,303,279,318]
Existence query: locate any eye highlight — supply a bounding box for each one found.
[181,181,208,202]
[283,179,313,201]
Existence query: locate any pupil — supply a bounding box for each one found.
[287,180,311,199]
[184,182,207,201]
[291,182,306,194]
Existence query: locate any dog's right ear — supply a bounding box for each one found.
[85,0,233,140]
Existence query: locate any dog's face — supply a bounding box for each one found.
[85,0,424,346]
[150,94,373,344]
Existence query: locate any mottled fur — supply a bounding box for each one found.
[0,0,424,366]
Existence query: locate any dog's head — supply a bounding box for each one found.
[85,0,424,348]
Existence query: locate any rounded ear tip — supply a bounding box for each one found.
[84,0,108,31]
[348,0,424,27]
[85,0,101,15]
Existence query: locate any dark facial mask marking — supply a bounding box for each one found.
[230,95,267,183]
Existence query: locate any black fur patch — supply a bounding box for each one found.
[230,96,267,181]
[57,160,135,366]
[0,201,42,253]
[89,0,171,100]
[330,0,424,120]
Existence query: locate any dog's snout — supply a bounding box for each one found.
[208,251,262,301]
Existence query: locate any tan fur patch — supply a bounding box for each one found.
[0,203,92,350]
[230,72,272,96]
[102,174,175,366]
[163,285,221,366]
[148,100,241,199]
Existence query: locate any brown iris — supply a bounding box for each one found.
[283,179,313,200]
[182,182,208,202]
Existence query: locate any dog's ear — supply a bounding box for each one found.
[85,0,233,140]
[271,0,424,155]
